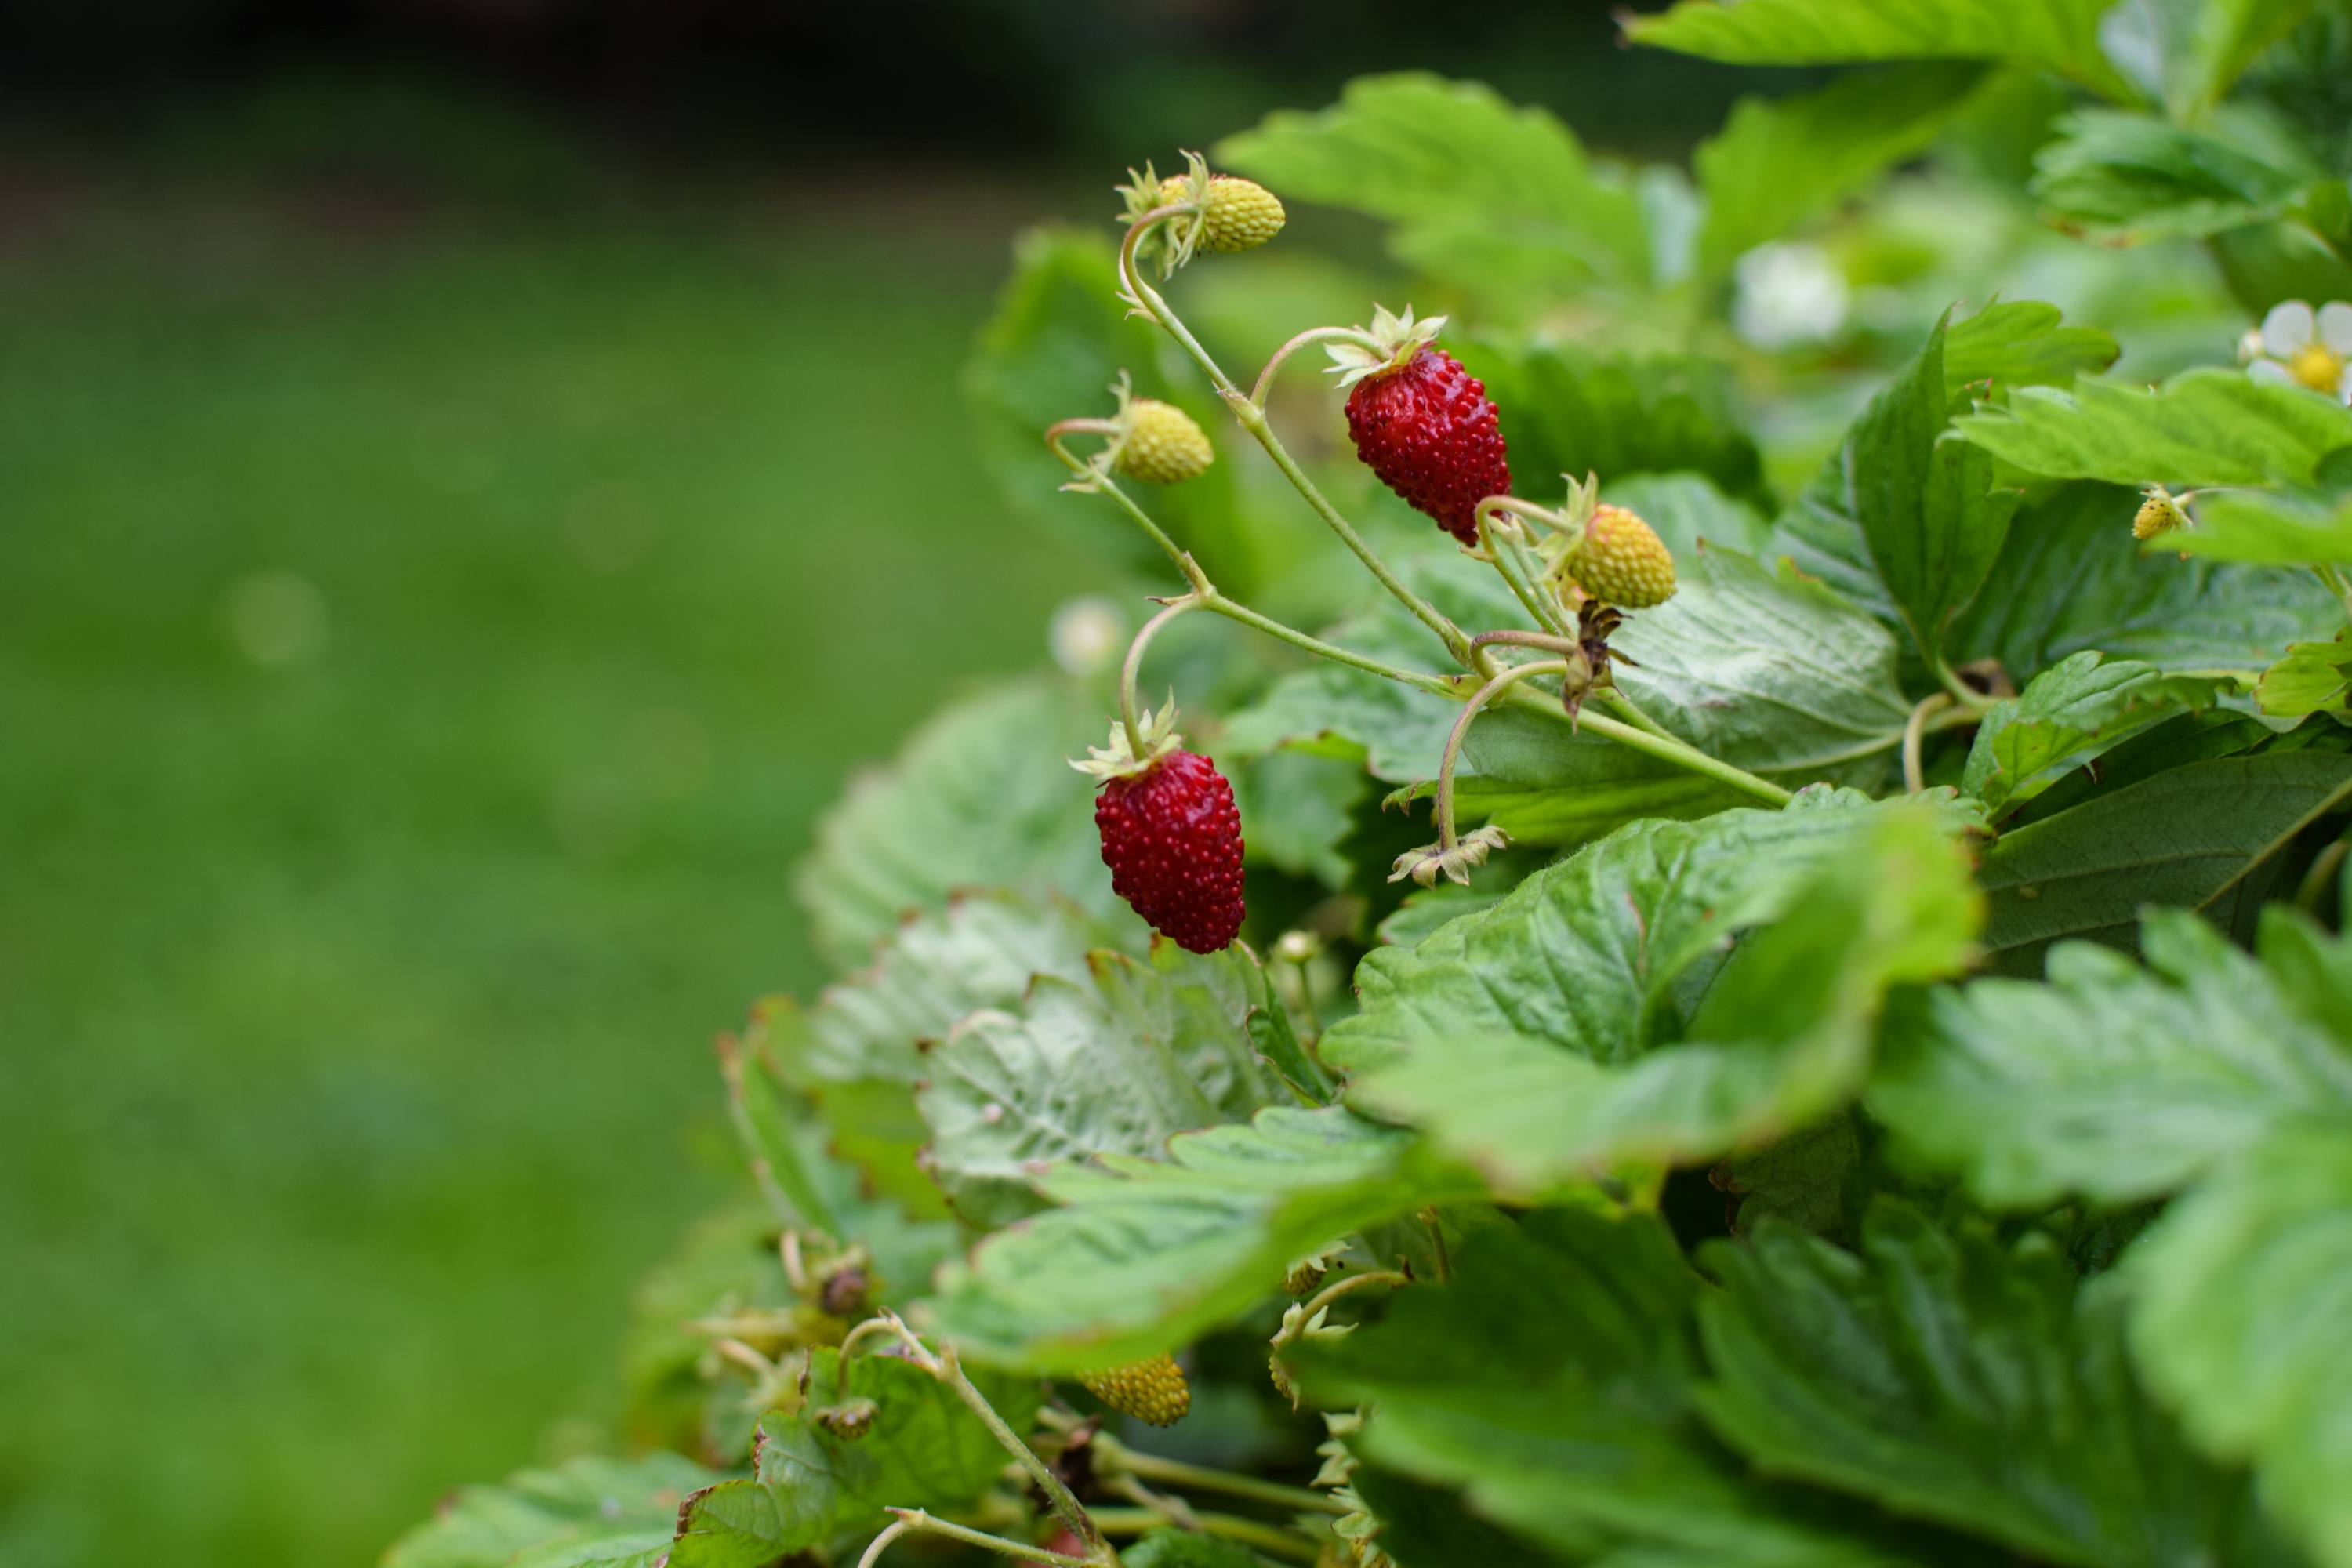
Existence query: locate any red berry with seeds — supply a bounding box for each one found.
[1330,306,1509,546]
[1094,750,1245,954]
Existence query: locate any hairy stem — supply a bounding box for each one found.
[1119,597,1203,755]
[1250,325,1383,409]
[1903,692,1955,795]
[1299,1269,1412,1321]
[1117,208,1469,665]
[869,1510,1093,1566]
[1094,1435,1349,1516]
[1496,684,1792,804]
[1436,662,1569,847]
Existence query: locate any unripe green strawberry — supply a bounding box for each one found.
[2134,486,2186,540]
[1156,172,1286,252]
[1113,398,1215,485]
[1077,1352,1191,1426]
[1570,504,1675,608]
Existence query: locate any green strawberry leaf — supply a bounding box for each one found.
[963,227,1252,587]
[1693,62,1991,283]
[1695,1203,2278,1568]
[1612,544,1912,783]
[760,891,1126,1213]
[926,1105,1472,1370]
[1214,73,1650,313]
[1963,651,2222,815]
[1951,368,2352,488]
[1603,470,1773,559]
[1941,299,2122,397]
[1323,790,1970,1077]
[383,1454,732,1568]
[1341,803,1980,1190]
[793,675,1120,972]
[2258,626,2352,717]
[1624,0,2135,101]
[1873,907,2352,1207]
[1452,340,1766,503]
[672,1351,1042,1564]
[1975,748,2352,973]
[2176,488,2352,565]
[2131,1123,2352,1568]
[2032,109,2321,245]
[1949,481,2342,681]
[1296,1207,1926,1568]
[915,940,1287,1226]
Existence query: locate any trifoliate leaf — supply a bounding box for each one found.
[1695,1203,2277,1568]
[1871,908,2352,1207]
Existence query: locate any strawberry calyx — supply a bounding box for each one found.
[1324,303,1449,390]
[1069,695,1184,783]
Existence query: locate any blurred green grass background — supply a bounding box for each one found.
[0,182,1099,1567]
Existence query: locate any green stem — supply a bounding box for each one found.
[1047,433,1189,572]
[1116,210,1469,666]
[1497,684,1791,804]
[1250,325,1384,409]
[1118,597,1203,756]
[1436,662,1568,848]
[870,1511,1093,1566]
[2312,562,2352,619]
[1592,688,1679,743]
[1087,1508,1319,1564]
[1299,1268,1412,1321]
[1903,692,1955,795]
[938,1345,1105,1553]
[1933,659,1996,712]
[1094,1436,1348,1517]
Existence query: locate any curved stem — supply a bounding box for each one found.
[857,1519,916,1568]
[1047,433,1189,572]
[2297,834,2350,915]
[939,1344,1103,1552]
[1475,505,1573,638]
[1249,325,1383,409]
[1903,693,1955,795]
[1119,597,1203,755]
[1933,659,1997,712]
[1300,1268,1412,1322]
[1436,662,1568,847]
[871,1511,1093,1566]
[1494,684,1791,804]
[1116,210,1468,666]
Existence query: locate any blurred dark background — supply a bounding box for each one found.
[0,6,1782,1566]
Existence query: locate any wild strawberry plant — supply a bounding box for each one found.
[388,5,2352,1567]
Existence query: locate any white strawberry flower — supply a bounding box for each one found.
[2240,299,2352,402]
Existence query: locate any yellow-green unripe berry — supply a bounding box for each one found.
[1570,504,1676,609]
[1156,173,1286,253]
[2134,488,2186,540]
[1113,399,1215,485]
[1077,1352,1191,1426]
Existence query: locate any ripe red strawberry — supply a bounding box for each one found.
[1330,306,1509,546]
[1094,750,1245,954]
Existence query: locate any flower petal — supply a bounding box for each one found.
[2262,299,2316,354]
[2249,357,2297,387]
[2321,300,2352,355]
